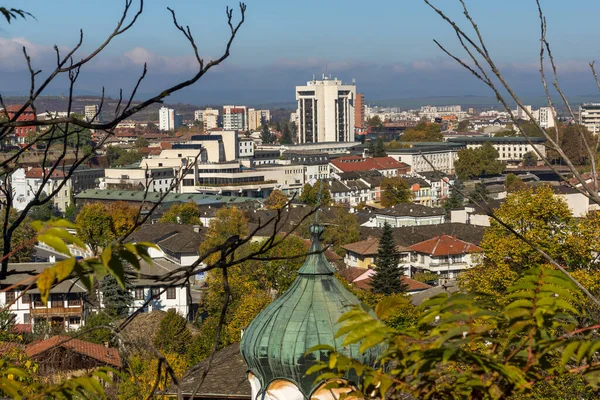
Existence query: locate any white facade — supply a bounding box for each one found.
[159,107,182,132]
[419,105,468,120]
[223,105,247,131]
[388,146,460,174]
[296,76,356,143]
[515,105,533,121]
[580,103,600,135]
[239,139,255,158]
[410,251,481,279]
[84,105,99,122]
[104,167,176,192]
[11,168,72,212]
[536,106,556,129]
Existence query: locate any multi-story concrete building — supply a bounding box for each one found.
[447,136,547,163]
[387,143,464,175]
[6,105,36,145]
[159,107,182,132]
[535,106,556,129]
[419,105,468,120]
[104,167,176,192]
[84,105,99,123]
[223,105,247,131]
[11,168,72,212]
[355,93,365,130]
[296,76,356,143]
[580,103,600,134]
[515,105,533,121]
[247,109,271,131]
[194,108,220,130]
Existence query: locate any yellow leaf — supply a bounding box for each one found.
[37,268,57,305]
[54,258,76,281]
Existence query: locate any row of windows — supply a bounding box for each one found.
[134,287,176,300]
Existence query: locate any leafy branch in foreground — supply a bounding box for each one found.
[309,267,600,399]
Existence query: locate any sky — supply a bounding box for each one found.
[1,0,600,106]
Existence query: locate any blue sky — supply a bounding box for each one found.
[1,0,600,105]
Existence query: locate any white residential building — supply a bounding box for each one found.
[223,105,247,131]
[408,235,483,279]
[11,168,72,212]
[579,103,600,134]
[84,105,99,123]
[515,105,533,120]
[387,144,463,175]
[296,76,356,143]
[536,106,556,129]
[447,137,547,163]
[159,107,183,132]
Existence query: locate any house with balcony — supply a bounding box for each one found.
[342,236,411,269]
[1,263,87,330]
[408,235,483,278]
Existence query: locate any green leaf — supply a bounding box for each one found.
[561,341,580,367]
[54,258,76,281]
[37,233,71,256]
[118,248,140,271]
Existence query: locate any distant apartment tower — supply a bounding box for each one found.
[247,109,271,130]
[515,105,533,121]
[159,107,182,132]
[223,105,247,131]
[194,108,220,130]
[296,76,356,143]
[355,93,365,129]
[579,103,600,134]
[84,105,99,122]
[536,106,555,129]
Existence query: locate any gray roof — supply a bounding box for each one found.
[127,223,205,254]
[134,258,186,287]
[360,223,487,247]
[174,343,251,398]
[447,136,546,144]
[3,263,87,294]
[375,203,444,218]
[411,280,460,306]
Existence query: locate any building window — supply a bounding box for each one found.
[151,288,161,299]
[23,313,30,324]
[167,287,176,300]
[5,291,15,304]
[21,293,31,304]
[69,316,81,325]
[135,288,145,300]
[68,294,82,306]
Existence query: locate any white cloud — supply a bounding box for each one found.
[0,37,53,69]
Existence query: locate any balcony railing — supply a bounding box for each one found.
[30,306,83,317]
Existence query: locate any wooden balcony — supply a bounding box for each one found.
[30,306,83,317]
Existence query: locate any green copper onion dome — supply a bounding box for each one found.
[240,225,380,398]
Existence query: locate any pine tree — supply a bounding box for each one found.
[261,123,273,144]
[101,275,133,318]
[371,223,406,295]
[471,181,490,203]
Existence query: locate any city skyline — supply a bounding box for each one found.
[1,1,600,103]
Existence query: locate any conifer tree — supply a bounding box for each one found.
[371,223,406,295]
[444,179,465,214]
[101,275,133,318]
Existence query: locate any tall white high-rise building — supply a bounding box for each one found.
[296,76,356,143]
[580,103,600,135]
[223,105,247,131]
[84,105,99,122]
[159,107,182,131]
[536,106,556,129]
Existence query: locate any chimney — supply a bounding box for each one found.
[192,225,201,233]
[104,341,109,348]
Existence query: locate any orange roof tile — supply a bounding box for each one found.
[409,235,482,256]
[342,237,411,256]
[26,336,122,368]
[25,168,66,179]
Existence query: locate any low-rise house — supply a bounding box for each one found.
[337,266,432,295]
[404,176,434,206]
[0,263,87,329]
[26,336,121,376]
[342,236,410,269]
[408,235,483,278]
[362,204,446,228]
[416,171,454,206]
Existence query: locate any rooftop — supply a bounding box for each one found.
[26,336,122,368]
[409,235,483,256]
[76,189,258,206]
[330,156,408,173]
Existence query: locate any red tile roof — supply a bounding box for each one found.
[409,235,483,256]
[26,336,122,368]
[330,156,408,173]
[5,105,34,113]
[353,276,432,292]
[25,168,66,179]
